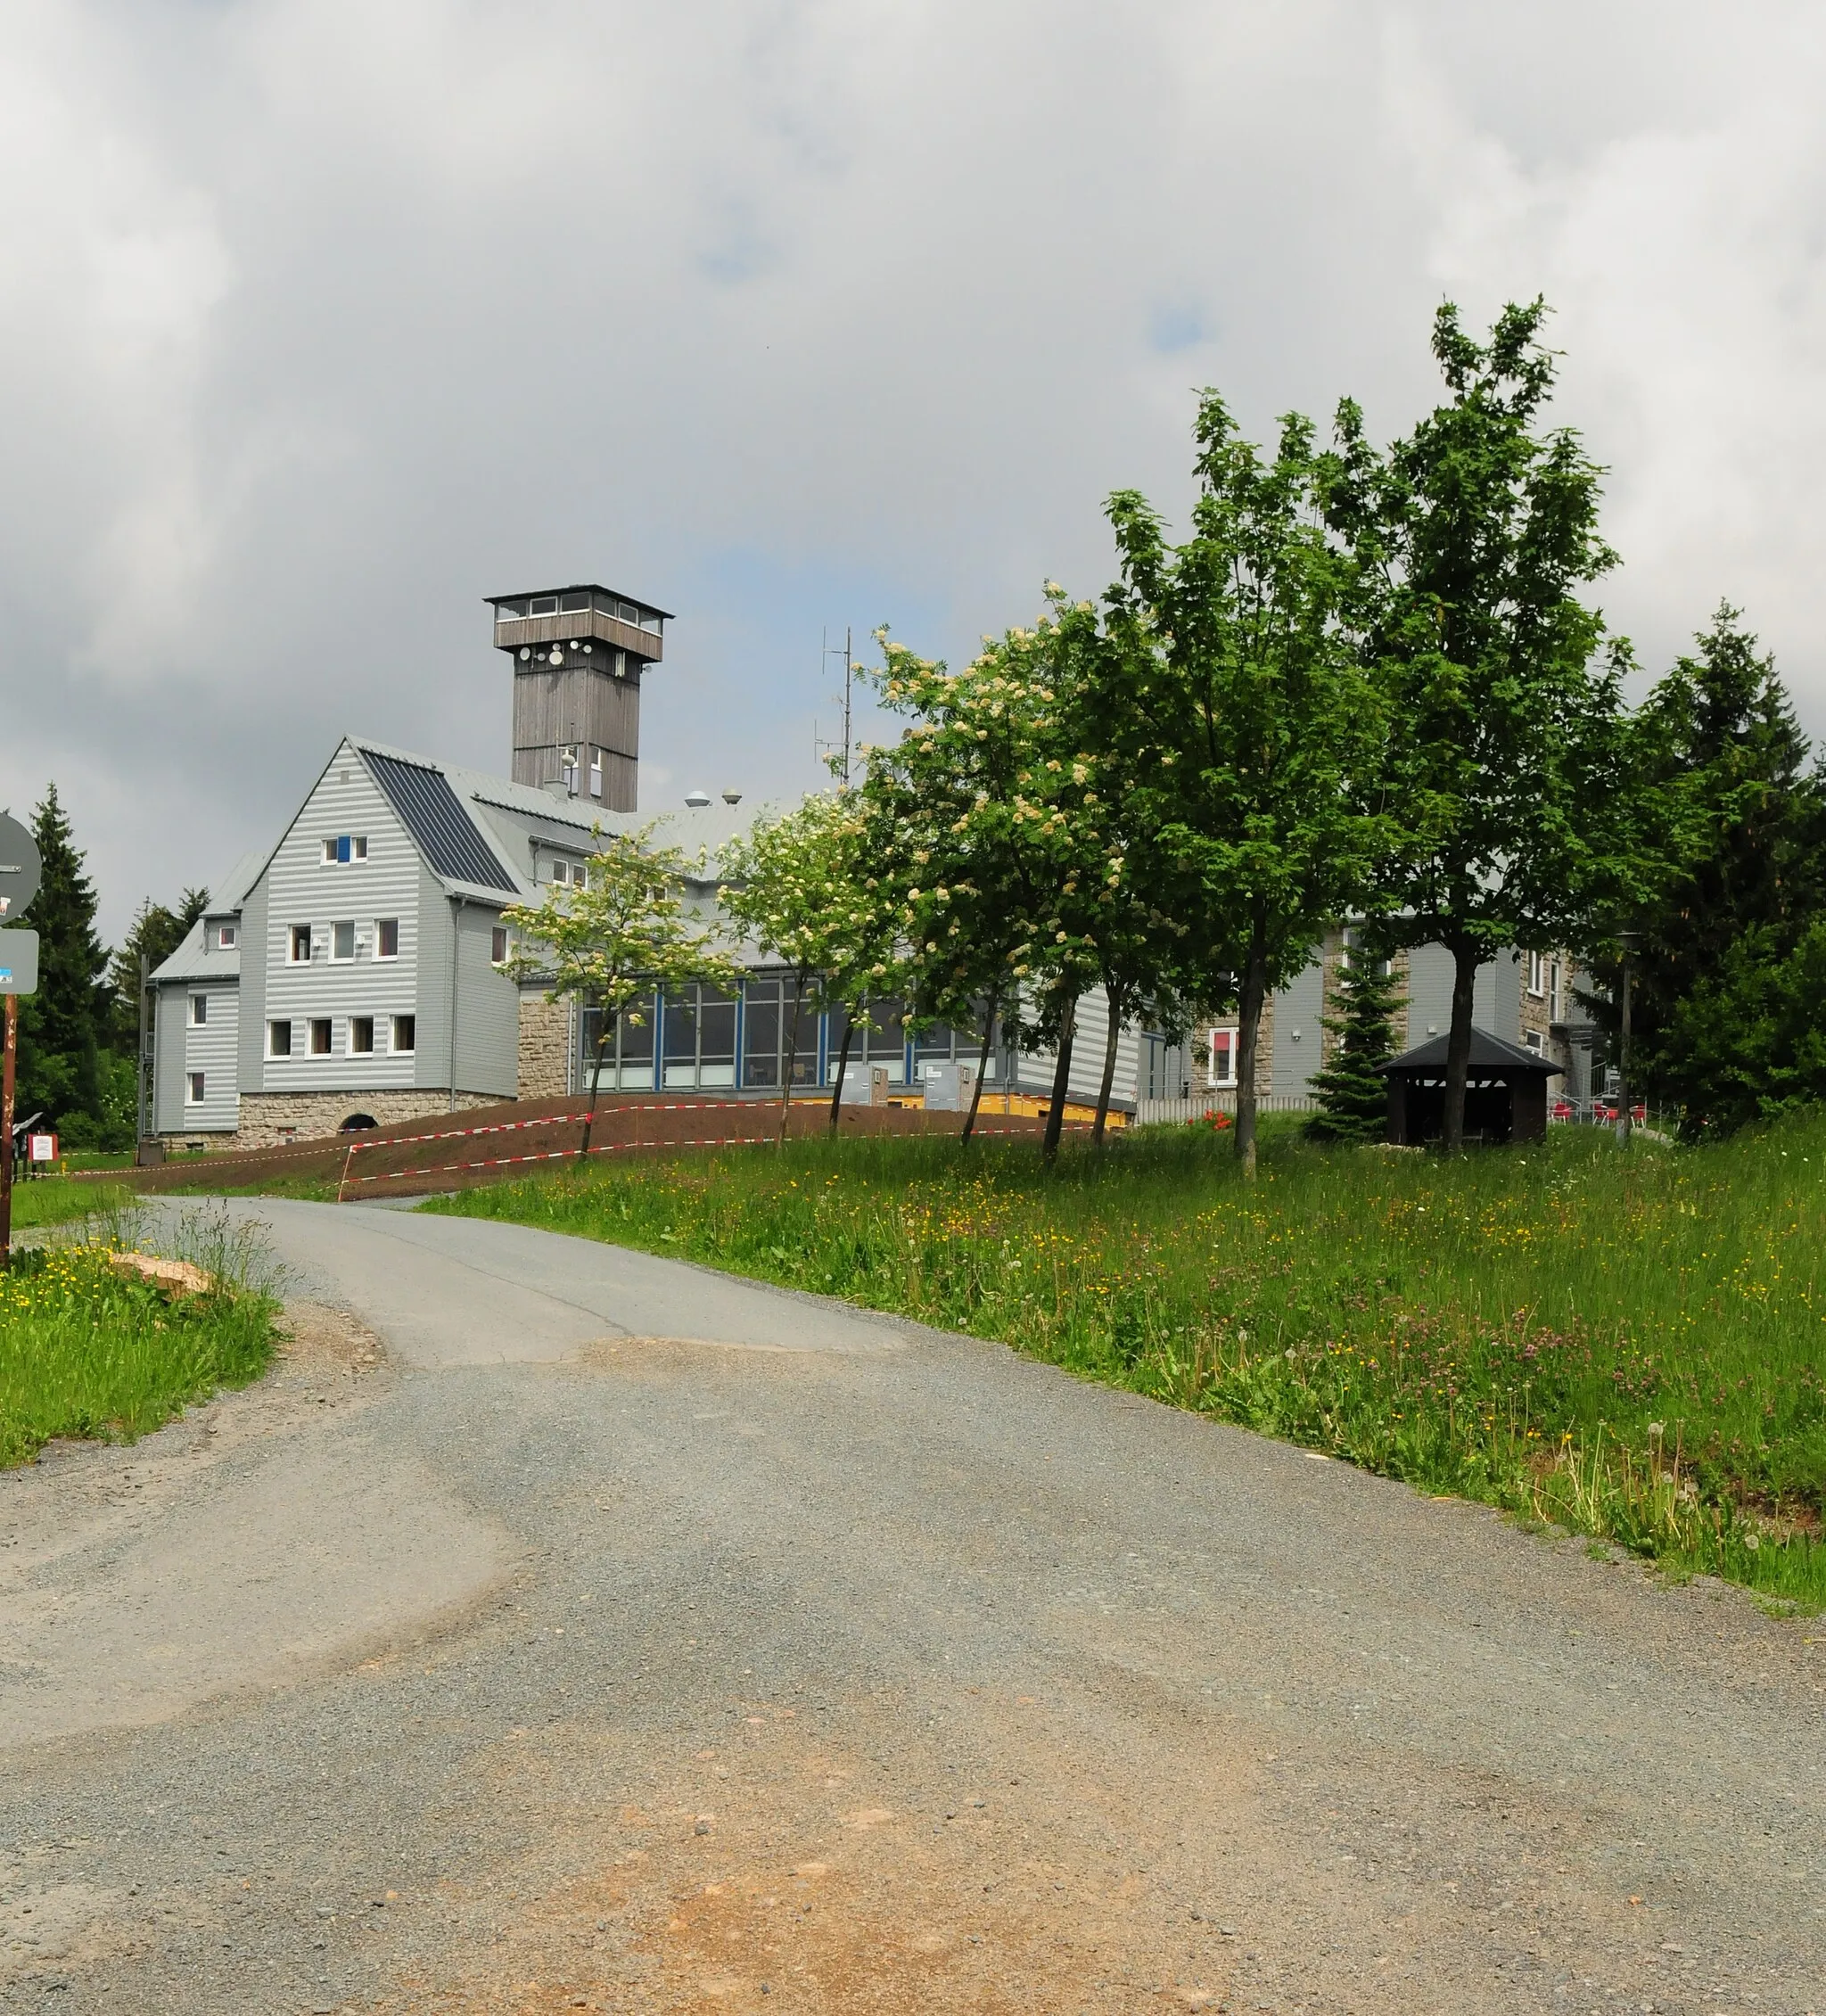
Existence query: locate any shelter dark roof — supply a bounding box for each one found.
[361,750,516,893]
[1380,1029,1561,1076]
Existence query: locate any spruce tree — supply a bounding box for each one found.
[1304,942,1403,1141]
[107,886,209,1053]
[14,784,110,1142]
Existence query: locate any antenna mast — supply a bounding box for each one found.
[814,626,855,786]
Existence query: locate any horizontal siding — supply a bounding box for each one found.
[260,744,425,1094]
[1270,959,1327,1097]
[178,983,239,1131]
[1014,984,1143,1108]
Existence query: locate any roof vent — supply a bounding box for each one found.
[684,789,711,808]
[721,788,743,805]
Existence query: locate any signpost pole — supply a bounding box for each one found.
[1,993,16,1271]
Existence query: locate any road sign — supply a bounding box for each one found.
[0,813,40,922]
[0,929,39,994]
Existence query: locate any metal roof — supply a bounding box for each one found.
[361,750,517,894]
[484,584,676,620]
[1380,1029,1562,1076]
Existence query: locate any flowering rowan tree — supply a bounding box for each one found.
[717,792,898,1140]
[862,599,1178,1157]
[502,824,741,1160]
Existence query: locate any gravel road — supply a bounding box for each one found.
[2,1197,1822,2015]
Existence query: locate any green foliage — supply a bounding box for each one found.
[106,886,210,1052]
[860,604,1173,1155]
[1320,300,1650,1148]
[1304,942,1402,1141]
[0,1208,278,1467]
[13,785,111,1147]
[502,822,742,1097]
[1103,395,1391,1168]
[434,1115,1826,1607]
[1598,605,1826,1137]
[718,789,894,1016]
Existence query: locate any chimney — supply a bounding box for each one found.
[485,584,671,813]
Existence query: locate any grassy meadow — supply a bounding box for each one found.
[432,1113,1826,1608]
[0,1205,281,1467]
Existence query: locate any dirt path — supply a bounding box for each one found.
[1,1200,1821,2013]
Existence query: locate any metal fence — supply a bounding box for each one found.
[1135,1093,1317,1128]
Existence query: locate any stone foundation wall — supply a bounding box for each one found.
[218,1089,498,1152]
[518,992,573,1100]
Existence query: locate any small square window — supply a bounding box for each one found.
[323,835,368,864]
[189,993,208,1026]
[350,1016,374,1055]
[492,926,509,964]
[310,1018,333,1056]
[187,1071,205,1104]
[333,920,355,961]
[551,860,570,885]
[268,1020,293,1057]
[217,923,236,950]
[289,924,312,963]
[375,917,399,959]
[391,1014,416,1054]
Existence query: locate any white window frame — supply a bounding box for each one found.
[217,922,236,950]
[391,1014,416,1055]
[189,993,208,1026]
[288,924,312,964]
[349,1015,375,1056]
[1526,950,1547,998]
[1208,1026,1238,1089]
[321,835,369,865]
[1525,1029,1544,1055]
[267,1019,293,1058]
[331,919,356,963]
[309,1017,333,1057]
[186,1071,205,1105]
[374,917,399,960]
[1549,959,1561,1022]
[491,926,509,965]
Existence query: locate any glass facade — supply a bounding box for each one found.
[576,977,1002,1094]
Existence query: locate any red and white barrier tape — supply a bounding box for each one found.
[341,1115,1085,1191]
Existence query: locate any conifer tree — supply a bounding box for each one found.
[1304,941,1403,1142]
[13,785,111,1142]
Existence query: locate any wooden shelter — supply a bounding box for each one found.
[1380,1029,1561,1146]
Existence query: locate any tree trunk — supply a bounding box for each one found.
[1041,992,1079,1164]
[1442,940,1480,1152]
[779,971,807,1145]
[827,1013,855,1134]
[961,985,997,1145]
[579,1003,613,1163]
[1092,990,1122,1146]
[1234,937,1269,1180]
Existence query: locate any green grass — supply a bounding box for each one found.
[6,1175,136,1231]
[431,1111,1826,1609]
[0,1205,282,1467]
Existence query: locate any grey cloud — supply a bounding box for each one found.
[3,1,1824,934]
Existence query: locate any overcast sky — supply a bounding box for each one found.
[5,1,1826,938]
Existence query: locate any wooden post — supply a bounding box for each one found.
[1,994,16,1271]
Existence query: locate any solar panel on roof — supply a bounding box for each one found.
[361,751,516,893]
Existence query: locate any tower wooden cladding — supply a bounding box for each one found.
[487,585,671,812]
